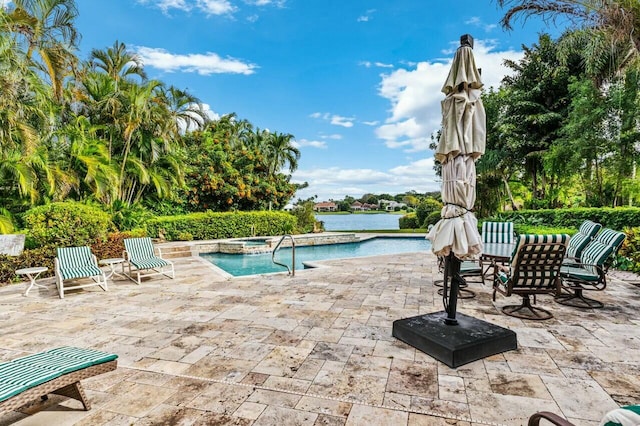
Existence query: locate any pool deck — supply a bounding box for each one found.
[1,244,640,425]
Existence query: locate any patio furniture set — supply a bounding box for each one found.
[19,237,174,299]
[475,220,626,320]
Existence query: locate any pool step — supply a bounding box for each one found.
[158,244,194,259]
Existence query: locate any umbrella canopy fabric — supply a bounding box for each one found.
[427,43,486,259]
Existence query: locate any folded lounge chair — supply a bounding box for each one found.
[0,347,117,414]
[492,234,569,320]
[55,246,108,299]
[123,237,175,285]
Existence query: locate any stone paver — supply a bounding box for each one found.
[1,244,639,426]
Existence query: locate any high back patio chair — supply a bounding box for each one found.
[55,246,108,299]
[564,220,602,262]
[123,237,175,285]
[492,234,569,320]
[556,228,626,308]
[479,221,516,284]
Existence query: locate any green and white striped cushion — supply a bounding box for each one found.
[579,220,602,238]
[566,232,593,259]
[595,228,626,252]
[57,247,102,279]
[482,222,515,244]
[124,237,169,269]
[559,265,600,282]
[579,240,614,275]
[0,347,118,403]
[601,405,640,426]
[508,234,569,287]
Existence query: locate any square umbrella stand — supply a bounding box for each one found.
[393,254,516,368]
[392,35,517,368]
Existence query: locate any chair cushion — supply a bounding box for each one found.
[124,237,157,261]
[0,347,118,403]
[578,220,602,238]
[566,232,592,259]
[595,228,626,251]
[559,265,600,282]
[57,246,95,269]
[600,405,640,426]
[482,222,514,244]
[579,241,614,275]
[130,257,169,270]
[60,265,103,280]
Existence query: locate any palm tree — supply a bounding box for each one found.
[88,41,146,89]
[5,0,80,100]
[263,131,300,175]
[498,0,640,81]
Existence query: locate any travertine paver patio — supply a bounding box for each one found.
[1,246,639,426]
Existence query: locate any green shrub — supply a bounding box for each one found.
[617,227,640,272]
[289,202,318,233]
[399,212,419,229]
[22,202,113,248]
[423,211,442,228]
[416,199,442,226]
[513,225,577,236]
[487,207,640,230]
[146,211,297,241]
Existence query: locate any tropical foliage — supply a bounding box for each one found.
[0,1,303,231]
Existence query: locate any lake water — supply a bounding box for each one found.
[316,213,401,231]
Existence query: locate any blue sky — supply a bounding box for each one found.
[72,0,560,202]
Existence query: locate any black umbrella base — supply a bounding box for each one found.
[392,311,517,368]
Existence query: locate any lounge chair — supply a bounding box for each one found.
[492,234,569,320]
[55,247,108,299]
[556,228,626,308]
[0,347,117,414]
[529,405,640,426]
[123,237,175,285]
[563,220,602,264]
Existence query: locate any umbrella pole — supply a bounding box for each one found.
[444,252,463,325]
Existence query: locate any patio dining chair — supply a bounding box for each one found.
[479,221,515,284]
[123,237,175,285]
[529,405,640,426]
[492,234,569,320]
[556,228,626,308]
[55,246,108,299]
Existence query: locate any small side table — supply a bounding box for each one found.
[99,258,125,280]
[16,266,48,297]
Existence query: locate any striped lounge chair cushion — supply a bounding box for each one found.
[57,247,102,279]
[579,220,602,238]
[124,237,169,269]
[0,347,117,403]
[481,222,515,244]
[566,232,593,259]
[595,228,626,251]
[600,405,640,426]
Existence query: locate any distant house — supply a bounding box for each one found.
[314,201,337,212]
[283,204,296,211]
[379,200,407,211]
[350,201,364,211]
[363,203,377,211]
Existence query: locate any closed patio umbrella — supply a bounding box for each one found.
[427,34,486,324]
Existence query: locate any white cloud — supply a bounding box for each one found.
[321,134,342,140]
[197,0,235,15]
[1,0,12,8]
[330,115,355,128]
[293,139,327,149]
[375,39,523,152]
[292,160,441,201]
[137,0,285,15]
[311,112,355,128]
[362,121,379,126]
[465,16,498,32]
[202,103,220,121]
[136,46,257,75]
[359,61,394,69]
[357,9,376,22]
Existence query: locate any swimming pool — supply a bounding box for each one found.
[200,236,431,276]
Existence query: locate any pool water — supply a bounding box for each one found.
[200,237,431,276]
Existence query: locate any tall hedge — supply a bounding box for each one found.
[489,207,640,230]
[146,211,297,241]
[22,202,113,248]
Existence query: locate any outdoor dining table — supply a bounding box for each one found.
[481,242,516,264]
